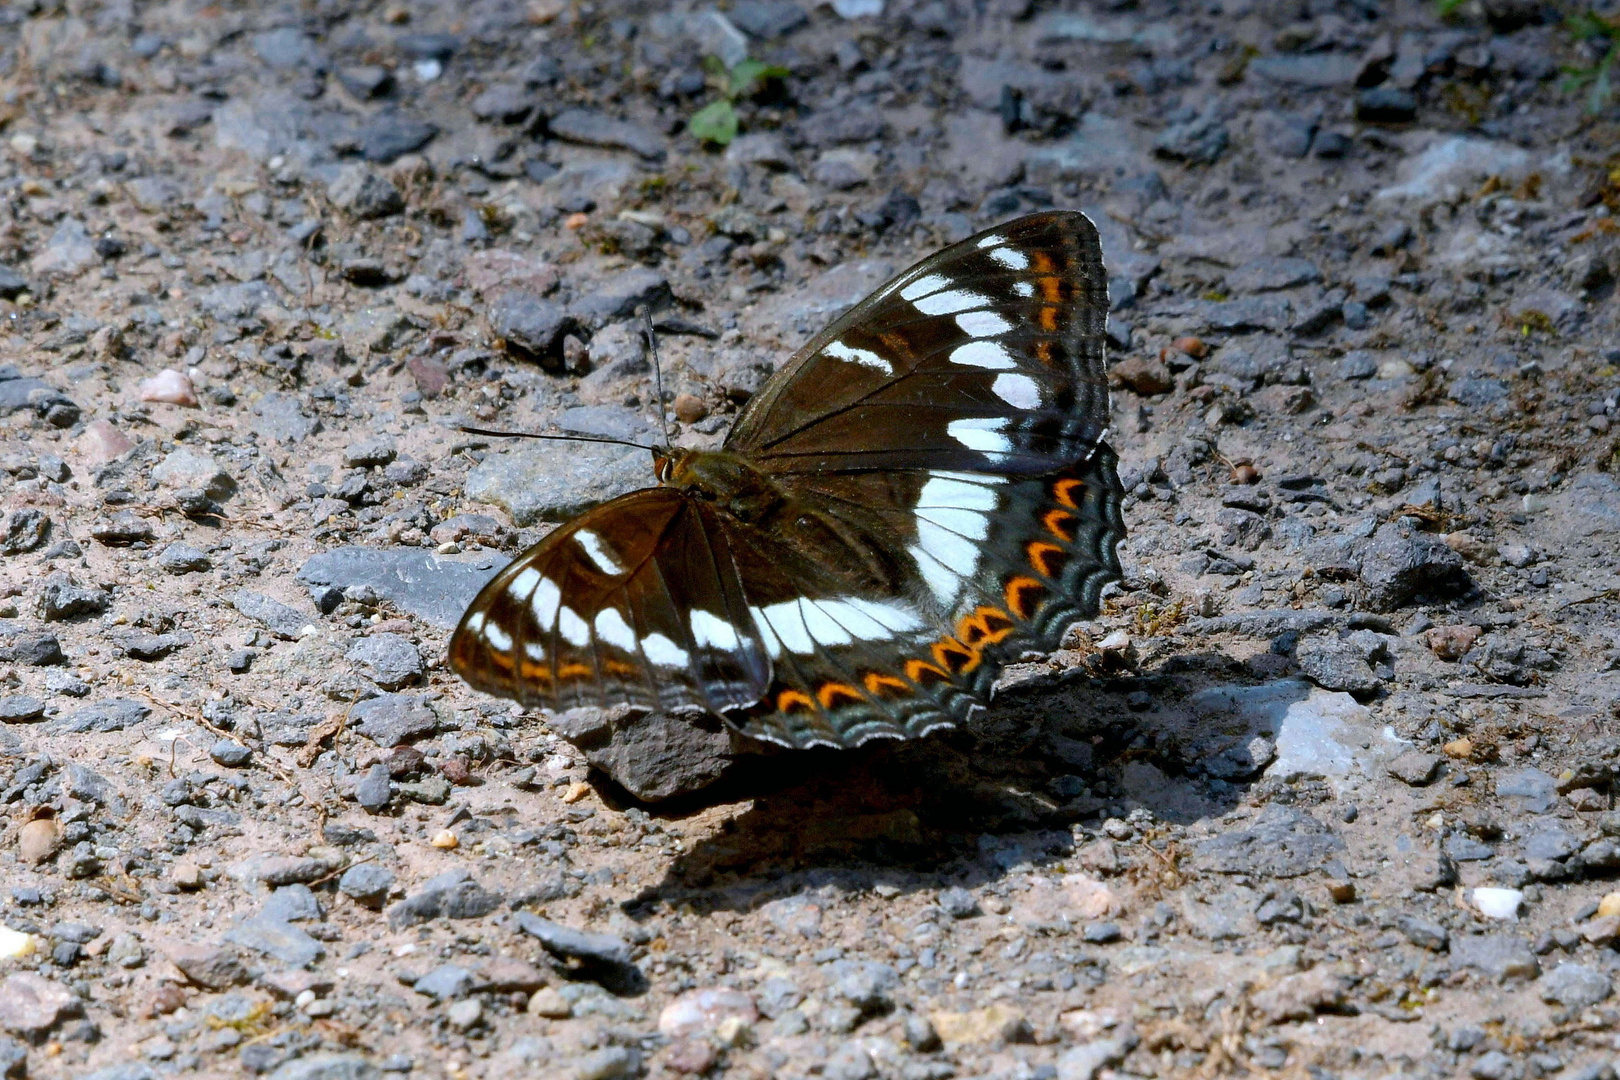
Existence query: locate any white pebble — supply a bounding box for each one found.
[1473,887,1523,920]
[137,368,199,407]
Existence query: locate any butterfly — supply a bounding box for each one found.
[449,210,1126,750]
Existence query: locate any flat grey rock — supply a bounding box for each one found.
[465,440,650,526]
[1192,804,1345,878]
[348,694,439,747]
[297,547,503,629]
[50,698,149,733]
[233,591,317,639]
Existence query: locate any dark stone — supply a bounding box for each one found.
[514,911,642,992]
[89,513,153,545]
[1451,934,1539,983]
[1356,522,1470,612]
[356,763,393,813]
[412,964,474,1001]
[349,694,439,747]
[358,112,437,162]
[210,739,252,767]
[1356,87,1417,122]
[569,268,671,329]
[1226,257,1322,294]
[1,509,50,555]
[232,591,317,640]
[489,291,573,361]
[51,698,148,733]
[0,695,45,723]
[562,708,742,802]
[1154,115,1227,164]
[0,371,79,426]
[1193,804,1345,878]
[346,634,423,690]
[0,631,64,667]
[729,0,809,37]
[1398,915,1449,951]
[387,871,501,928]
[547,108,665,158]
[338,862,395,908]
[110,630,190,661]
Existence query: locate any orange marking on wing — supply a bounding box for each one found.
[517,660,554,683]
[864,672,912,698]
[777,689,815,714]
[817,682,865,709]
[1053,477,1085,508]
[904,658,950,686]
[1038,305,1059,332]
[931,637,980,676]
[956,606,1014,649]
[1035,340,1054,365]
[1043,508,1076,542]
[1005,576,1046,620]
[556,662,592,679]
[603,659,637,677]
[1028,540,1069,579]
[1031,252,1057,275]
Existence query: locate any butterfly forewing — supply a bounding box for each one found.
[726,211,1109,476]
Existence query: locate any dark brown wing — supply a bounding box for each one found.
[725,211,1109,476]
[448,488,772,716]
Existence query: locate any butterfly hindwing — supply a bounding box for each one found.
[449,489,772,716]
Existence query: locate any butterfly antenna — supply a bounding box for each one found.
[455,424,654,452]
[643,308,673,449]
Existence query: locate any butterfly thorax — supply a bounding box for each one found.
[656,447,787,525]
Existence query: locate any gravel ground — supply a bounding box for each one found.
[2,0,1620,1078]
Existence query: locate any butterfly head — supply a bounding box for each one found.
[655,446,786,524]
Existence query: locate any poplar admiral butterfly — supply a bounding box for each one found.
[449,210,1126,749]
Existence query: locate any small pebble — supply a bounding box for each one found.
[1473,887,1523,920]
[136,368,199,407]
[430,830,458,849]
[210,739,252,767]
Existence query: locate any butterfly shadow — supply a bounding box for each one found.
[616,649,1314,917]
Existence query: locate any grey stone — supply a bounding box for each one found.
[413,964,475,1000]
[267,1054,380,1080]
[573,709,738,802]
[1197,295,1292,332]
[569,268,670,328]
[489,291,572,360]
[388,871,502,928]
[253,28,324,71]
[1295,634,1384,694]
[1450,377,1510,408]
[1387,751,1444,786]
[253,392,322,444]
[1470,1051,1515,1080]
[471,83,535,124]
[82,1068,157,1080]
[1523,828,1578,863]
[327,166,404,219]
[89,513,153,546]
[0,1035,24,1080]
[1,509,50,554]
[1451,934,1540,983]
[158,543,212,573]
[1445,835,1497,861]
[343,438,397,469]
[224,913,323,968]
[1056,1036,1134,1080]
[31,219,98,276]
[338,862,395,907]
[939,886,980,918]
[1538,962,1611,1009]
[1357,522,1469,612]
[298,548,502,629]
[1193,804,1345,878]
[112,629,191,661]
[233,591,317,640]
[0,695,44,723]
[465,440,648,527]
[1497,767,1559,814]
[827,960,898,1010]
[358,112,436,162]
[263,885,322,923]
[210,739,252,767]
[1227,257,1322,294]
[50,697,145,733]
[547,108,664,158]
[514,911,632,967]
[0,265,28,299]
[562,1047,637,1080]
[1248,52,1361,87]
[1398,915,1449,951]
[356,763,393,813]
[558,405,658,443]
[1154,115,1227,164]
[349,694,439,747]
[0,629,63,667]
[1357,87,1417,122]
[347,634,422,690]
[729,0,809,37]
[0,372,79,425]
